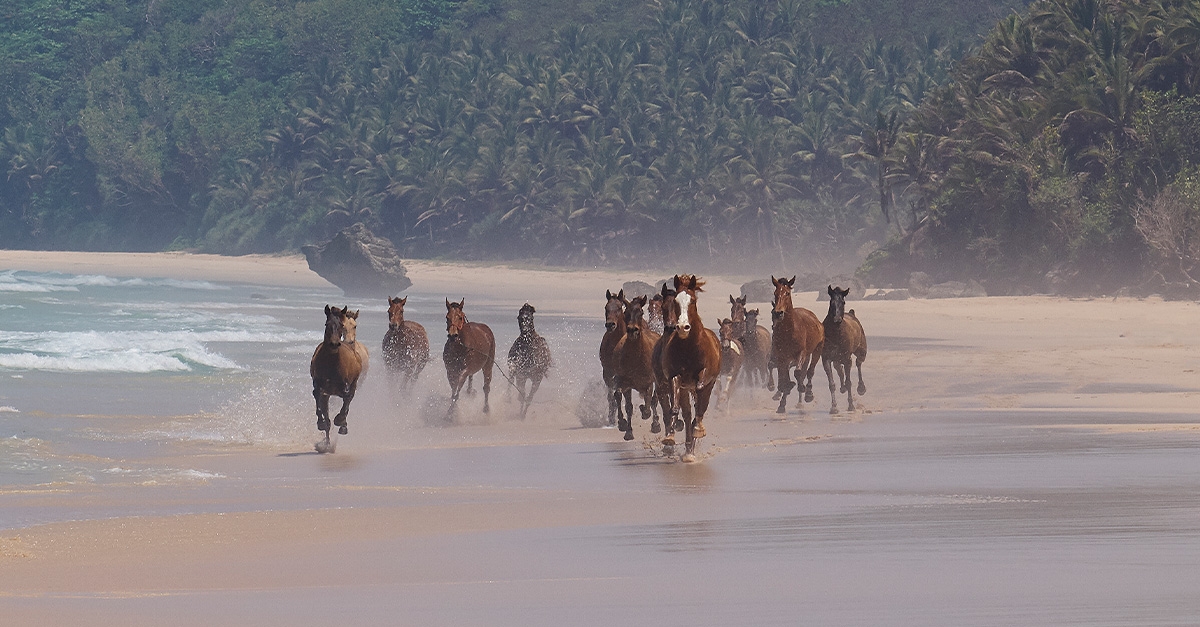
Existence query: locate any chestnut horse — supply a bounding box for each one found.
[444,299,496,413]
[507,303,552,419]
[743,308,773,390]
[770,276,825,414]
[382,296,428,390]
[310,305,365,445]
[715,318,744,410]
[612,295,662,440]
[822,285,868,413]
[659,274,722,462]
[599,289,627,427]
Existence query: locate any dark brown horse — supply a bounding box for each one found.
[659,274,722,462]
[770,276,825,414]
[507,303,552,419]
[822,285,868,414]
[743,308,773,390]
[310,305,365,447]
[599,289,627,426]
[612,295,662,440]
[444,299,496,413]
[715,318,744,410]
[382,296,428,390]
[650,284,678,432]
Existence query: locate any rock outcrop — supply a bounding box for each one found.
[301,223,412,297]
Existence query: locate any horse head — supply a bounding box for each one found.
[323,305,347,346]
[341,308,361,343]
[446,298,467,340]
[718,317,739,350]
[624,295,647,339]
[518,303,537,335]
[771,275,796,321]
[746,308,762,331]
[827,285,850,324]
[387,296,408,330]
[671,274,705,339]
[660,283,680,334]
[729,294,748,339]
[604,289,626,332]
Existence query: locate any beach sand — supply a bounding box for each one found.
[2,251,1199,625]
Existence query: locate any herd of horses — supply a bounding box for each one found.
[308,274,867,462]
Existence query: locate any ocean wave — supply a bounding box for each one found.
[0,271,227,293]
[0,406,19,413]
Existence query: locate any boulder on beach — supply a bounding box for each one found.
[301,223,412,297]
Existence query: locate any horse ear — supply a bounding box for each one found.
[661,283,670,297]
[606,289,613,299]
[446,298,453,310]
[617,289,624,300]
[771,276,779,287]
[349,309,359,319]
[788,276,796,286]
[458,298,465,308]
[399,296,407,305]
[828,285,835,295]
[673,275,683,290]
[325,304,332,315]
[729,294,736,304]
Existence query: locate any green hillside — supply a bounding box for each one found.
[18,0,1200,296]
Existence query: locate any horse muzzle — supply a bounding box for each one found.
[605,322,616,332]
[772,310,784,321]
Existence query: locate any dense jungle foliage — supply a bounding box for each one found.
[6,0,1200,292]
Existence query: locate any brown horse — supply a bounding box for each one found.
[770,276,825,414]
[822,285,868,414]
[659,274,722,462]
[743,308,773,390]
[507,303,552,419]
[599,289,627,427]
[310,305,365,446]
[612,295,662,440]
[715,318,744,410]
[650,284,678,432]
[382,296,428,390]
[444,299,496,413]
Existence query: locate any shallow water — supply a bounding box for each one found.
[2,269,1200,625]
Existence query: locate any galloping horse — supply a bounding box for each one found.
[770,276,824,414]
[650,284,678,430]
[743,308,773,390]
[599,289,627,426]
[444,299,496,413]
[659,274,722,462]
[507,303,552,419]
[821,286,868,414]
[612,295,662,440]
[715,318,744,409]
[382,296,428,390]
[310,305,365,446]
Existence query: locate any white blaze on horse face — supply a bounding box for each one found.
[676,290,693,336]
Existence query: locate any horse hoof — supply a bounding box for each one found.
[673,419,685,431]
[617,418,630,432]
[662,436,675,447]
[650,421,661,434]
[858,384,867,395]
[776,405,786,414]
[830,407,839,415]
[338,425,348,435]
[694,424,706,438]
[804,392,814,403]
[772,392,781,401]
[623,430,634,441]
[681,452,697,463]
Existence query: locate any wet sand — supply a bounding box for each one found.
[2,251,1200,625]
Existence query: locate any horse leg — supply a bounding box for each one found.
[615,389,629,434]
[449,369,467,403]
[622,390,635,441]
[855,354,867,396]
[775,365,794,414]
[333,386,355,435]
[823,356,839,414]
[313,385,331,433]
[678,388,696,462]
[526,374,544,418]
[801,351,816,403]
[481,366,492,414]
[693,381,713,439]
[843,360,856,412]
[638,385,654,421]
